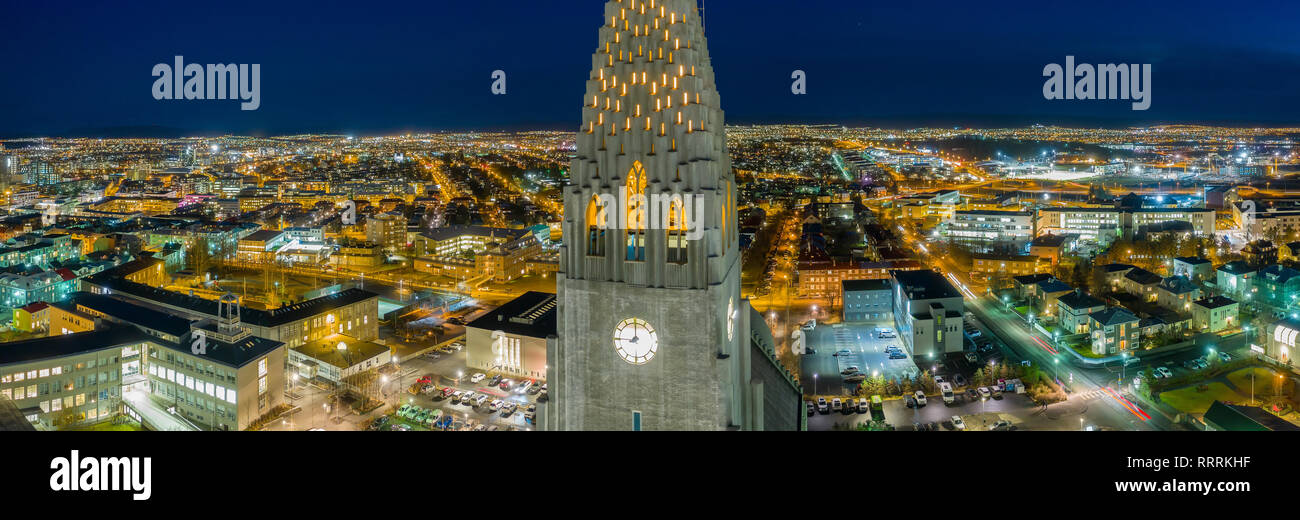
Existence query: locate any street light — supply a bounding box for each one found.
[1120,352,1128,389]
[813,373,819,395]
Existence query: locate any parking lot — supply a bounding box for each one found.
[807,390,1039,431]
[800,321,919,395]
[378,342,545,431]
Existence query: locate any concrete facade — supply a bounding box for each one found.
[545,0,800,431]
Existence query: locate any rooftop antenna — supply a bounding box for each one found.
[699,0,706,30]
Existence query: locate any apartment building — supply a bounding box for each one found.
[944,210,1034,252]
[1089,307,1141,356]
[0,327,138,429]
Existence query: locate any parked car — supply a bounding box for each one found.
[843,373,867,383]
[816,397,829,413]
[1156,367,1174,378]
[528,383,543,395]
[489,375,503,387]
[806,401,815,416]
[516,380,534,394]
[914,390,927,407]
[537,389,549,402]
[992,420,1012,431]
[977,387,992,400]
[831,398,842,412]
[833,349,852,357]
[856,398,869,413]
[841,366,860,375]
[1219,352,1232,363]
[474,395,490,407]
[966,388,979,401]
[953,374,968,387]
[441,387,456,398]
[470,373,486,383]
[906,396,917,408]
[951,415,966,430]
[499,379,515,390]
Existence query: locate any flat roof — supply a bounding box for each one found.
[1194,296,1238,310]
[82,274,379,327]
[466,291,556,338]
[842,279,891,292]
[70,291,193,338]
[0,327,148,366]
[890,269,960,300]
[292,334,389,369]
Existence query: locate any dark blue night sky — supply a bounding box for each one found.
[4,0,1300,136]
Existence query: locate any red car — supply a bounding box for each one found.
[417,376,433,385]
[498,379,514,390]
[440,387,456,398]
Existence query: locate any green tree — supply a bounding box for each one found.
[919,370,936,393]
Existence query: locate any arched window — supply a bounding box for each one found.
[586,195,606,257]
[667,196,687,264]
[626,162,647,261]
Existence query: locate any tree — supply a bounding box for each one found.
[973,368,988,387]
[919,370,936,393]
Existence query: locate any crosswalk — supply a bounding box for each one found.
[1076,389,1105,401]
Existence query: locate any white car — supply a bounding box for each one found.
[977,387,992,400]
[831,398,842,411]
[470,373,486,383]
[913,390,927,407]
[1156,367,1173,378]
[951,416,965,430]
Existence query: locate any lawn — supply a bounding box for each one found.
[66,421,147,432]
[1068,342,1106,359]
[1160,382,1251,415]
[1226,367,1283,400]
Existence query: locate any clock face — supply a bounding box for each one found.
[614,318,658,365]
[727,297,735,342]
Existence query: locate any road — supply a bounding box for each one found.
[895,222,1171,431]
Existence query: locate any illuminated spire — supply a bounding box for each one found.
[563,0,737,289]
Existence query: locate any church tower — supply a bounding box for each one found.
[546,0,796,431]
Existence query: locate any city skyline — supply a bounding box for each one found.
[6,0,1300,137]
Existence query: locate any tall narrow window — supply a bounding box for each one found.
[667,197,687,264]
[626,162,647,262]
[586,195,606,257]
